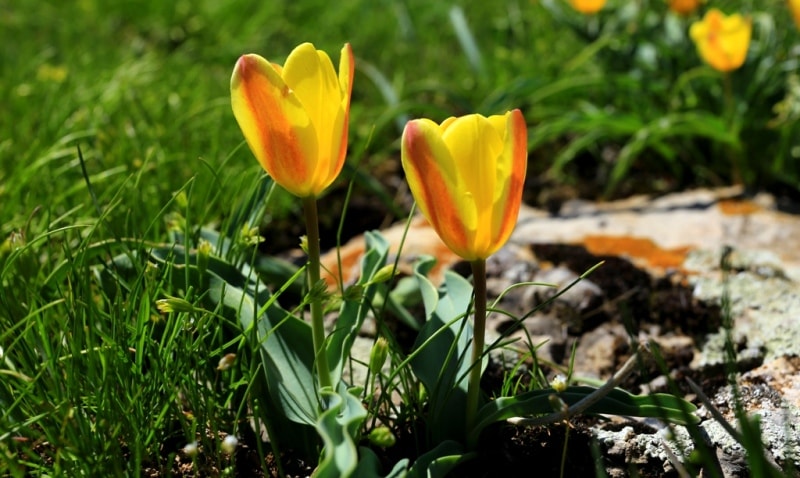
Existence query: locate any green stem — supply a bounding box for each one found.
[722,72,742,185]
[466,259,487,432]
[302,196,332,391]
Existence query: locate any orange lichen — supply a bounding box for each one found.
[718,198,761,216]
[582,235,691,270]
[321,216,462,288]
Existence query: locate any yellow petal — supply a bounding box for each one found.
[282,43,342,192]
[441,115,504,255]
[489,110,527,258]
[327,43,354,192]
[401,119,471,258]
[230,53,319,196]
[401,110,528,261]
[569,0,605,14]
[790,0,800,29]
[690,9,751,72]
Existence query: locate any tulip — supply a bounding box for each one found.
[667,0,702,16]
[230,43,354,198]
[230,43,354,391]
[401,110,527,430]
[568,0,605,14]
[689,9,751,72]
[400,110,527,262]
[789,0,800,29]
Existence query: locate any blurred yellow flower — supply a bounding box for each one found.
[668,0,702,16]
[569,0,605,14]
[36,64,68,83]
[230,43,354,198]
[689,9,751,72]
[789,0,800,29]
[401,110,528,261]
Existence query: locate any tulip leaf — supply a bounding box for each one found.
[314,386,368,478]
[327,231,390,386]
[223,277,318,426]
[353,447,409,478]
[406,440,470,478]
[468,385,699,445]
[410,259,475,442]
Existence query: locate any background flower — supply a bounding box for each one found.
[568,0,605,14]
[789,0,800,28]
[690,9,752,72]
[668,0,702,16]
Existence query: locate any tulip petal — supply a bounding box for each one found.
[490,110,527,256]
[401,119,471,258]
[690,9,751,72]
[282,43,344,192]
[442,115,504,255]
[329,43,354,191]
[402,111,527,261]
[231,53,318,196]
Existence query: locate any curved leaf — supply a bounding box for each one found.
[314,387,368,478]
[470,385,699,445]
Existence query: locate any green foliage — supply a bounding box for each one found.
[409,263,476,443]
[530,0,800,194]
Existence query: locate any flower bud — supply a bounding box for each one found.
[368,337,390,375]
[368,264,396,285]
[156,297,195,314]
[548,393,569,413]
[221,434,238,454]
[550,374,568,393]
[196,238,212,276]
[183,441,199,457]
[173,191,189,210]
[217,353,236,371]
[368,426,396,448]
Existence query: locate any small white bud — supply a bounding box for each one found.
[183,441,199,457]
[221,435,238,454]
[217,353,236,371]
[550,374,568,393]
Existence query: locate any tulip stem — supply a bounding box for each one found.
[466,259,487,432]
[722,72,742,185]
[303,196,332,391]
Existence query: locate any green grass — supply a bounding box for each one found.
[1,0,799,475]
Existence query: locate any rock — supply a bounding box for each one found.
[594,422,695,476]
[688,248,800,365]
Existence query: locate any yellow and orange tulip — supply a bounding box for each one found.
[667,0,702,16]
[231,43,354,198]
[569,0,605,14]
[401,110,527,261]
[689,9,751,73]
[789,0,800,29]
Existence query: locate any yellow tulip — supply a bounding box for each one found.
[789,0,800,29]
[667,0,702,16]
[401,110,528,261]
[689,9,751,73]
[231,43,354,198]
[568,0,605,14]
